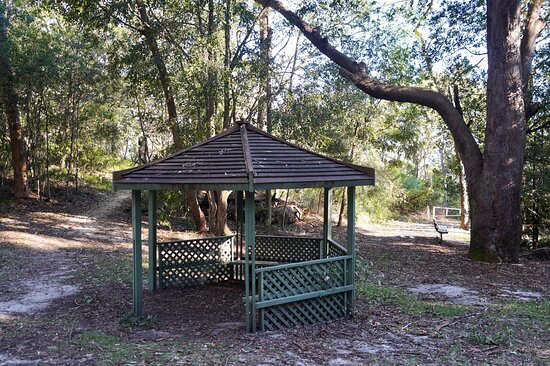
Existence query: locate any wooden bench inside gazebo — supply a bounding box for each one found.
[112,121,375,332]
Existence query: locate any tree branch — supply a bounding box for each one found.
[527,119,549,134]
[526,101,543,121]
[255,0,483,175]
[520,0,546,96]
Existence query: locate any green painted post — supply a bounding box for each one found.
[132,190,143,316]
[322,188,332,258]
[346,186,356,317]
[259,272,265,331]
[148,190,157,291]
[236,191,244,280]
[245,191,256,332]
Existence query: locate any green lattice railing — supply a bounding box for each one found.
[255,235,323,263]
[158,236,234,288]
[255,255,353,331]
[327,239,347,257]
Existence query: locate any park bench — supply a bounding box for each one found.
[433,218,448,244]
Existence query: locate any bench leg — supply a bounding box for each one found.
[440,233,443,244]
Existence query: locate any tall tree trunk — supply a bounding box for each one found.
[44,97,50,198]
[451,85,470,230]
[0,2,29,198]
[223,0,231,129]
[205,0,216,136]
[337,121,359,227]
[214,190,232,235]
[136,0,180,148]
[337,188,346,227]
[458,157,470,230]
[257,0,532,262]
[258,8,273,225]
[136,0,207,232]
[468,0,525,262]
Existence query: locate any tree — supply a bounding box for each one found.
[134,0,207,232]
[256,0,546,262]
[0,1,29,198]
[258,7,273,225]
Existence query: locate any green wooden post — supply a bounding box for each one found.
[346,186,356,317]
[148,190,157,291]
[322,188,332,258]
[236,191,244,280]
[132,190,143,316]
[245,191,256,332]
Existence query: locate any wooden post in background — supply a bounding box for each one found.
[346,186,356,317]
[322,188,332,258]
[148,190,157,291]
[132,190,143,316]
[245,191,256,332]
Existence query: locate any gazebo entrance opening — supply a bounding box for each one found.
[113,121,374,332]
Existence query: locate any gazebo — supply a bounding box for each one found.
[112,121,375,332]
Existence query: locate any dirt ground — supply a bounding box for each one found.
[0,188,548,365]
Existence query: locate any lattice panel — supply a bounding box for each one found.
[257,257,350,330]
[255,236,321,263]
[158,236,233,288]
[261,259,346,300]
[262,293,347,331]
[328,241,347,258]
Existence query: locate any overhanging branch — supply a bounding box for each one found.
[255,0,483,175]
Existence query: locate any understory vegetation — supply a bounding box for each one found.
[0,0,548,250]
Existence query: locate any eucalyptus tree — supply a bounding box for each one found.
[256,0,548,262]
[0,0,29,198]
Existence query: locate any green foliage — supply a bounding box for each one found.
[467,329,509,346]
[119,314,157,329]
[1,0,546,232]
[157,191,193,230]
[522,129,550,249]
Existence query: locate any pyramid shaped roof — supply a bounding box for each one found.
[113,122,375,191]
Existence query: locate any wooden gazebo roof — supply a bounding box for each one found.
[113,121,375,191]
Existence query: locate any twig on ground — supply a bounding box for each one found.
[434,312,484,332]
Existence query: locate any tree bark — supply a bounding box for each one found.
[257,0,529,262]
[337,188,346,227]
[0,2,29,198]
[458,157,470,230]
[214,190,232,235]
[205,0,216,137]
[451,85,470,230]
[136,0,207,232]
[223,0,231,129]
[258,9,273,226]
[468,0,525,262]
[519,0,546,98]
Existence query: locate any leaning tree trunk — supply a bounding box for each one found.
[467,0,526,262]
[136,0,207,232]
[0,2,29,198]
[256,0,532,262]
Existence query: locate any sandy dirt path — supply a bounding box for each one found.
[0,190,131,316]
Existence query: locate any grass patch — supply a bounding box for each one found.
[73,331,227,365]
[78,255,133,286]
[467,328,510,346]
[359,282,470,316]
[119,314,157,329]
[497,299,550,320]
[79,171,113,191]
[74,331,144,365]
